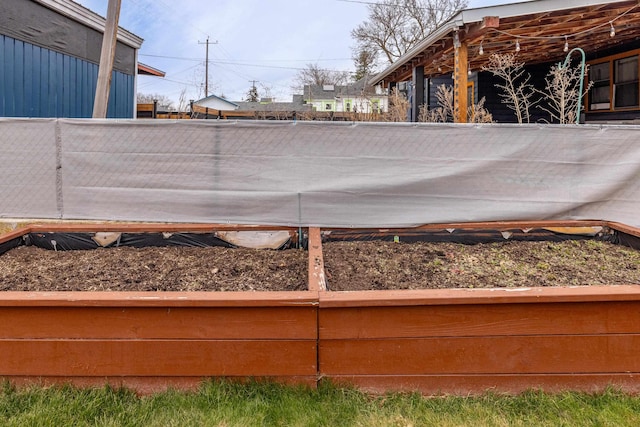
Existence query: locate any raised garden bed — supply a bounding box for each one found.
[1,220,640,395]
[0,223,320,394]
[316,221,640,395]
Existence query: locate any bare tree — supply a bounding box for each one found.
[352,0,467,65]
[419,84,454,122]
[386,87,410,122]
[467,97,493,123]
[536,61,592,124]
[482,53,537,124]
[292,63,351,92]
[260,83,274,100]
[137,93,174,110]
[177,88,188,112]
[246,83,259,102]
[352,46,378,81]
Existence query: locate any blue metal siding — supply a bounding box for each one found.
[0,34,134,118]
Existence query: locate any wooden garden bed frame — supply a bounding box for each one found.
[0,223,321,394]
[1,220,639,394]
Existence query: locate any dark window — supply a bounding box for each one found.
[589,62,610,110]
[588,54,639,111]
[614,56,639,108]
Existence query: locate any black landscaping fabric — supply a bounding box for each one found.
[0,227,636,252]
[0,236,24,256]
[321,228,607,245]
[26,232,235,251]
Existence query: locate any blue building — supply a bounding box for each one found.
[0,0,144,118]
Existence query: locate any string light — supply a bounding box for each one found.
[481,3,638,58]
[468,63,472,76]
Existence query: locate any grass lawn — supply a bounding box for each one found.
[1,380,639,426]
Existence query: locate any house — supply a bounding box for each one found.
[302,78,388,115]
[191,95,314,121]
[193,94,240,111]
[0,0,144,118]
[371,0,640,123]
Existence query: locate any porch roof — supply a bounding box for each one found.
[372,0,640,86]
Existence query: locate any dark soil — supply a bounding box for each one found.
[1,240,639,291]
[0,246,308,292]
[322,240,640,291]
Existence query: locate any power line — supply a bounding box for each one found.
[150,0,211,38]
[139,53,352,63]
[139,54,352,73]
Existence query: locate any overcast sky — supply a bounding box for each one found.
[74,0,516,106]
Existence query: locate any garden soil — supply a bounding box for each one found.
[0,240,639,291]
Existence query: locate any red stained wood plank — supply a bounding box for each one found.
[326,220,608,233]
[319,301,640,339]
[319,285,640,308]
[27,223,296,233]
[606,221,640,238]
[324,374,640,395]
[319,335,640,375]
[0,291,317,307]
[0,306,317,339]
[307,227,326,292]
[0,227,29,244]
[0,340,317,376]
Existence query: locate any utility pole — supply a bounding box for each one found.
[93,0,121,118]
[198,37,217,98]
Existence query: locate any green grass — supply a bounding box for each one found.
[2,380,640,426]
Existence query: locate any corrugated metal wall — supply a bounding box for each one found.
[0,35,134,118]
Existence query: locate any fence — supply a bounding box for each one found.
[1,118,639,228]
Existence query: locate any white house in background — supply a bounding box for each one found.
[193,94,239,111]
[302,78,389,114]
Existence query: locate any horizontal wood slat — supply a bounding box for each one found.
[319,301,640,339]
[0,306,317,339]
[319,335,640,375]
[0,291,318,308]
[0,340,317,376]
[318,285,640,307]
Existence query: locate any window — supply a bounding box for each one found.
[466,82,475,122]
[467,82,475,107]
[614,56,639,108]
[345,102,351,112]
[325,103,331,110]
[589,62,610,110]
[588,52,640,112]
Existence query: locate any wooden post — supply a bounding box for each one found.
[411,66,425,122]
[92,0,122,118]
[454,40,468,123]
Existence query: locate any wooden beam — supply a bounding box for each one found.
[460,16,500,44]
[92,0,122,118]
[453,41,468,123]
